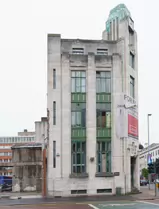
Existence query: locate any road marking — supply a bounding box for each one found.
[88,204,99,209]
[137,201,159,206]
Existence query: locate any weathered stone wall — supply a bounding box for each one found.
[12,147,42,192]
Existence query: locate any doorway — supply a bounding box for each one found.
[131,156,136,190]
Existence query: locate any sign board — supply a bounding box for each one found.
[124,94,136,107]
[128,114,138,138]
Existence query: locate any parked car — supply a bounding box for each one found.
[140,179,148,186]
[0,183,12,192]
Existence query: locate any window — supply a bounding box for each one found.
[97,141,111,173]
[71,103,86,128]
[71,71,86,93]
[53,101,56,125]
[97,49,108,55]
[53,141,56,168]
[96,71,111,93]
[72,48,84,54]
[130,76,135,98]
[53,69,56,89]
[71,141,86,174]
[96,103,111,128]
[129,52,135,69]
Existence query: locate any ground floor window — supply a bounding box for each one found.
[71,141,86,174]
[97,141,111,173]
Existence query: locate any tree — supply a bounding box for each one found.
[142,168,149,179]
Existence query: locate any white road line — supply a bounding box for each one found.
[137,200,159,206]
[88,204,99,209]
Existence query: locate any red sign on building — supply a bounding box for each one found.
[128,114,138,138]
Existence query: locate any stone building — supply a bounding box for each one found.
[11,143,42,192]
[47,4,139,196]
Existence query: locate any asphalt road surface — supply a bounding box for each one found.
[0,200,159,209]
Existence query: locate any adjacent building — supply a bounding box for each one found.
[35,117,48,143]
[139,143,159,174]
[0,130,35,176]
[12,143,42,192]
[47,4,139,196]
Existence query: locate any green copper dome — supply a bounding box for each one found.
[106,4,131,32]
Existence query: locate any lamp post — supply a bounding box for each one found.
[147,113,152,190]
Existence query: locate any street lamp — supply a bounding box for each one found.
[147,113,152,190]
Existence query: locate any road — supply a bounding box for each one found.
[0,200,159,209]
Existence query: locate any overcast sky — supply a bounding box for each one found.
[0,0,158,146]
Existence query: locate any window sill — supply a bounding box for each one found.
[69,173,89,178]
[95,172,114,177]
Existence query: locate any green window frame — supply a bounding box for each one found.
[71,103,86,128]
[71,141,86,174]
[71,71,86,93]
[97,141,111,173]
[96,103,111,128]
[96,71,111,93]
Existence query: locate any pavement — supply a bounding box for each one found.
[0,186,159,208]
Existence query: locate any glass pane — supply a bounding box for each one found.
[82,142,85,152]
[82,153,85,164]
[81,78,86,92]
[101,79,106,92]
[71,112,76,127]
[71,78,75,92]
[73,166,76,173]
[106,78,111,93]
[96,78,100,93]
[73,153,76,164]
[76,112,81,127]
[105,71,111,78]
[106,112,111,128]
[81,71,86,77]
[81,109,86,127]
[77,142,81,152]
[71,71,75,77]
[76,77,81,92]
[77,154,81,164]
[72,143,76,152]
[77,166,81,173]
[102,142,106,152]
[76,71,80,77]
[82,166,85,173]
[100,72,106,78]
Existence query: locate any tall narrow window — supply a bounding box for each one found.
[53,69,56,89]
[71,141,86,174]
[96,103,111,128]
[53,141,56,168]
[96,71,111,93]
[130,76,135,98]
[71,71,86,93]
[97,141,111,173]
[53,101,56,125]
[129,52,135,69]
[71,103,86,128]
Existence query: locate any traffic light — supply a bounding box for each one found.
[156,158,159,174]
[148,163,155,174]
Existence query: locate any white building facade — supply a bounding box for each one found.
[47,4,139,196]
[139,143,159,174]
[35,117,47,143]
